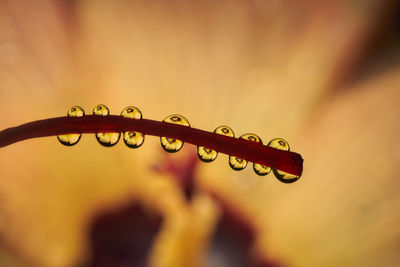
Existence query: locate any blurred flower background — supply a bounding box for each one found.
[0,0,400,266]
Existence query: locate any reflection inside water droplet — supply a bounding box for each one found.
[268,138,290,151]
[215,126,235,137]
[93,104,120,147]
[160,114,190,153]
[57,106,85,146]
[93,104,109,116]
[228,133,262,172]
[273,169,300,183]
[197,126,235,163]
[121,106,144,148]
[197,146,218,162]
[267,138,299,182]
[253,164,271,176]
[240,133,261,143]
[229,156,247,171]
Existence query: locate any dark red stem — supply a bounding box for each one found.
[0,116,303,176]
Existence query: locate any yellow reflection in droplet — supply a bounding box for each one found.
[67,106,85,117]
[268,138,290,151]
[92,104,109,116]
[240,133,261,143]
[121,106,144,148]
[197,126,235,163]
[230,133,265,173]
[229,156,247,171]
[214,126,235,137]
[267,138,299,182]
[57,106,85,146]
[253,164,271,176]
[160,114,190,153]
[163,114,190,126]
[197,147,218,162]
[93,104,120,147]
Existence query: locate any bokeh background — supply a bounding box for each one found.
[0,0,400,266]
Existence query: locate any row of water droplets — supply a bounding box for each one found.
[197,127,298,182]
[57,105,144,149]
[57,105,299,182]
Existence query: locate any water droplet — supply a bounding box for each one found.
[197,147,218,162]
[272,169,299,183]
[197,126,235,163]
[239,134,271,176]
[229,156,247,171]
[67,106,85,117]
[253,164,271,176]
[268,138,290,151]
[268,138,299,182]
[229,133,256,171]
[240,133,261,143]
[57,106,85,146]
[238,133,267,174]
[121,106,142,120]
[214,126,235,137]
[93,104,110,116]
[93,104,120,147]
[121,106,144,148]
[160,114,190,153]
[162,114,190,126]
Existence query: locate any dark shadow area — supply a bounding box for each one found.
[206,199,283,267]
[86,203,163,267]
[340,1,400,88]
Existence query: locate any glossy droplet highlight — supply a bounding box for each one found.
[57,106,85,146]
[240,133,261,143]
[93,104,109,116]
[197,147,218,162]
[229,133,260,171]
[272,169,299,183]
[268,138,290,151]
[268,138,299,183]
[121,106,144,148]
[253,163,271,176]
[197,126,235,163]
[93,104,120,147]
[160,114,190,153]
[214,126,235,137]
[233,133,267,174]
[229,156,247,171]
[239,134,271,176]
[68,106,85,117]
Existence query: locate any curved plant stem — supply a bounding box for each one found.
[0,115,303,176]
